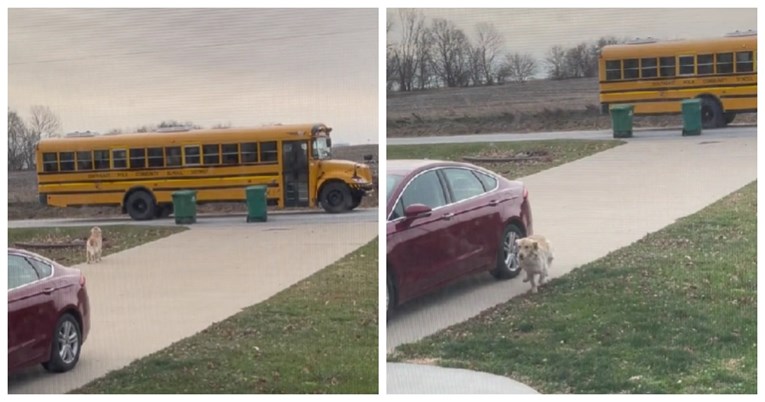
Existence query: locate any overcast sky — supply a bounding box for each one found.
[387,8,756,69]
[8,8,378,145]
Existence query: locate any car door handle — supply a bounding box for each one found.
[489,199,499,206]
[42,287,55,295]
[442,212,455,221]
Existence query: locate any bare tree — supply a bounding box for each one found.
[395,9,430,92]
[8,110,28,170]
[21,105,62,169]
[430,18,472,88]
[545,45,568,80]
[473,23,504,85]
[501,52,537,83]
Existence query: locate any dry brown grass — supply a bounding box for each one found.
[387,77,756,137]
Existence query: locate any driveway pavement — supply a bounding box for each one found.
[387,127,757,393]
[8,217,377,394]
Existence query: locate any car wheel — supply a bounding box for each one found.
[42,314,81,373]
[320,182,351,213]
[490,224,523,280]
[126,190,156,221]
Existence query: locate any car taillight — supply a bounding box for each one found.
[80,273,86,287]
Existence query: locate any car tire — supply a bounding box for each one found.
[42,314,82,373]
[490,224,523,280]
[125,190,156,221]
[320,182,351,213]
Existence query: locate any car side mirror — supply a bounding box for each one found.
[404,203,432,219]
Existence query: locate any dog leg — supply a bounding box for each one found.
[529,274,538,293]
[523,269,532,283]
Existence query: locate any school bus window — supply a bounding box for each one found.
[59,152,75,172]
[640,58,658,78]
[42,153,59,172]
[260,141,278,162]
[221,144,239,164]
[716,53,733,74]
[130,148,146,169]
[697,54,714,75]
[736,51,753,72]
[605,60,621,80]
[623,59,639,79]
[203,144,220,165]
[147,147,164,167]
[659,57,676,77]
[166,147,181,167]
[112,149,128,169]
[94,150,110,170]
[184,145,201,165]
[76,151,93,171]
[679,55,695,75]
[241,143,258,163]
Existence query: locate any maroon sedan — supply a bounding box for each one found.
[8,248,90,373]
[386,160,533,314]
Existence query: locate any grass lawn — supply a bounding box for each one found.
[390,183,756,394]
[73,238,379,394]
[8,225,187,266]
[388,139,623,179]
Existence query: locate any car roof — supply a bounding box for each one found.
[387,159,481,175]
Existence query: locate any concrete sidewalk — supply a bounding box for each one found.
[388,128,757,393]
[9,220,377,394]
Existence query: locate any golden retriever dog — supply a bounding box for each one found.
[516,235,553,293]
[86,226,103,264]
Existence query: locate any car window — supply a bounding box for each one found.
[387,173,404,203]
[475,171,498,191]
[28,258,53,278]
[443,168,485,202]
[8,255,40,289]
[391,170,446,220]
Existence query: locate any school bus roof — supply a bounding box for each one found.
[600,34,757,59]
[37,123,331,151]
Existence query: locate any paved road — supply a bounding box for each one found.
[387,124,755,145]
[8,211,378,394]
[387,127,756,391]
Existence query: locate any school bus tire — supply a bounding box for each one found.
[699,96,725,129]
[125,190,156,221]
[320,181,351,213]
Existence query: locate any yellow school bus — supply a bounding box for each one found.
[599,31,756,128]
[36,123,374,220]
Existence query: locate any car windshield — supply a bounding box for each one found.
[387,173,404,203]
[312,137,331,160]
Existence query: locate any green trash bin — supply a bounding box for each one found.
[245,185,268,222]
[172,190,197,224]
[681,99,702,136]
[610,104,634,138]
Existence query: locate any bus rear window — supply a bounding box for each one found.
[94,150,109,170]
[42,153,58,172]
